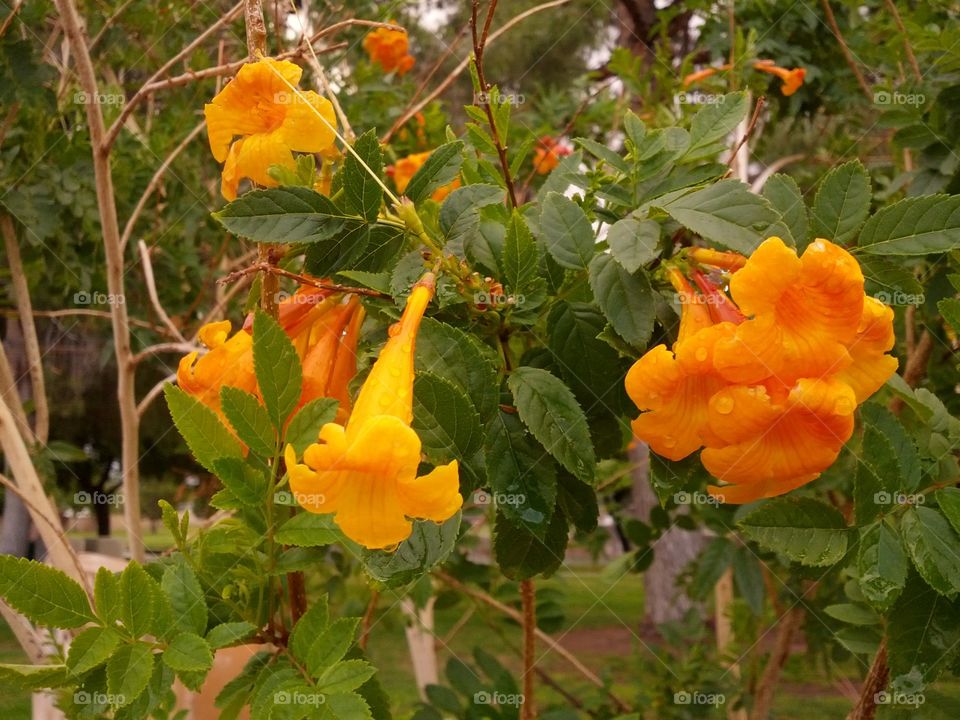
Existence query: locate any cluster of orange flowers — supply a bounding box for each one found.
[533,136,572,175]
[683,59,806,96]
[626,237,897,504]
[362,24,415,76]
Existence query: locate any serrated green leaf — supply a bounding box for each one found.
[501,210,538,293]
[810,160,871,244]
[275,512,340,547]
[575,137,629,173]
[304,617,360,676]
[858,521,908,611]
[939,298,960,334]
[161,560,207,636]
[163,633,213,672]
[0,663,69,690]
[494,507,569,580]
[205,622,257,650]
[888,574,960,687]
[253,310,303,429]
[688,538,734,600]
[901,507,960,595]
[107,643,154,707]
[343,130,383,222]
[405,142,464,203]
[214,186,353,243]
[824,603,881,625]
[685,92,749,159]
[67,627,122,675]
[538,192,595,269]
[737,497,848,566]
[732,548,765,615]
[857,194,960,254]
[94,567,121,626]
[118,561,156,638]
[362,514,461,587]
[762,173,808,250]
[326,692,373,720]
[588,253,655,347]
[0,556,94,629]
[220,387,275,456]
[508,366,595,484]
[413,372,481,465]
[164,384,242,473]
[605,217,660,273]
[213,457,269,506]
[316,659,376,694]
[557,470,598,532]
[284,397,339,455]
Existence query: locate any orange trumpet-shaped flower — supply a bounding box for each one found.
[835,296,899,403]
[682,63,732,88]
[389,151,460,201]
[177,321,257,421]
[285,275,462,550]
[533,136,572,175]
[204,57,337,201]
[625,270,737,461]
[712,237,865,386]
[753,60,806,96]
[363,25,415,76]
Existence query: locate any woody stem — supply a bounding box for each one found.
[520,578,536,719]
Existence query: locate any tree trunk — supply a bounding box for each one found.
[1,322,33,558]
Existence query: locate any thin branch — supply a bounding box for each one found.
[725,95,765,174]
[520,578,536,720]
[883,0,922,84]
[137,372,176,417]
[846,640,888,720]
[138,240,187,343]
[0,308,169,335]
[749,153,806,192]
[131,342,201,366]
[89,0,135,50]
[121,121,206,251]
[0,341,34,443]
[219,262,391,299]
[750,607,804,720]
[2,216,49,443]
[359,589,379,651]
[820,0,873,101]
[0,0,24,38]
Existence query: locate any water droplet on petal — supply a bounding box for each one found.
[695,347,708,362]
[388,323,401,337]
[648,391,660,401]
[715,395,735,415]
[663,436,677,448]
[379,395,393,407]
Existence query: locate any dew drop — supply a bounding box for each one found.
[379,395,393,407]
[695,347,708,362]
[715,395,735,415]
[388,323,401,337]
[663,436,677,448]
[648,391,660,402]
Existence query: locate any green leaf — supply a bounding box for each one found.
[220,387,275,456]
[762,173,809,250]
[289,596,329,665]
[253,310,303,429]
[118,561,156,638]
[0,664,69,690]
[161,560,207,636]
[689,538,734,600]
[405,141,464,203]
[859,254,923,301]
[0,556,94,628]
[94,567,120,626]
[854,426,899,525]
[107,643,154,707]
[809,160,871,244]
[575,137,629,173]
[858,521,908,611]
[588,254,655,347]
[326,692,373,720]
[538,192,595,269]
[658,179,780,253]
[556,470,598,533]
[275,512,340,547]
[494,507,569,580]
[508,366,596,484]
[362,514,461,587]
[284,397,339,455]
[605,217,660,273]
[316,659,377,694]
[940,298,960,334]
[501,210,538,293]
[888,574,960,687]
[936,487,960,536]
[304,221,371,277]
[214,186,352,243]
[304,617,360,676]
[824,603,881,626]
[901,507,960,595]
[67,627,122,675]
[732,548,765,615]
[485,411,558,538]
[413,372,482,465]
[213,457,269,506]
[206,622,257,650]
[164,385,242,473]
[163,633,213,673]
[343,130,383,222]
[857,194,960,255]
[685,92,749,159]
[737,497,848,566]
[438,183,503,239]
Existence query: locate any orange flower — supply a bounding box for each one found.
[177,321,257,421]
[362,25,415,76]
[533,136,572,175]
[626,236,898,505]
[754,60,806,96]
[204,57,337,201]
[390,151,460,201]
[285,275,462,549]
[682,63,732,88]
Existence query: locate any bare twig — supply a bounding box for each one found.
[131,342,201,366]
[137,372,176,417]
[883,0,921,84]
[520,578,536,720]
[0,0,24,38]
[725,95,765,174]
[89,0,135,50]
[749,153,806,192]
[359,589,379,651]
[846,640,888,720]
[820,0,873,101]
[138,240,187,343]
[219,262,391,299]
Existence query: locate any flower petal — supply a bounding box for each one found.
[398,460,462,522]
[277,90,337,154]
[836,296,898,402]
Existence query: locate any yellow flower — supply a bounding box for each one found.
[177,321,257,421]
[204,57,337,201]
[363,25,415,76]
[285,275,462,549]
[390,151,460,201]
[753,60,806,96]
[835,296,899,403]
